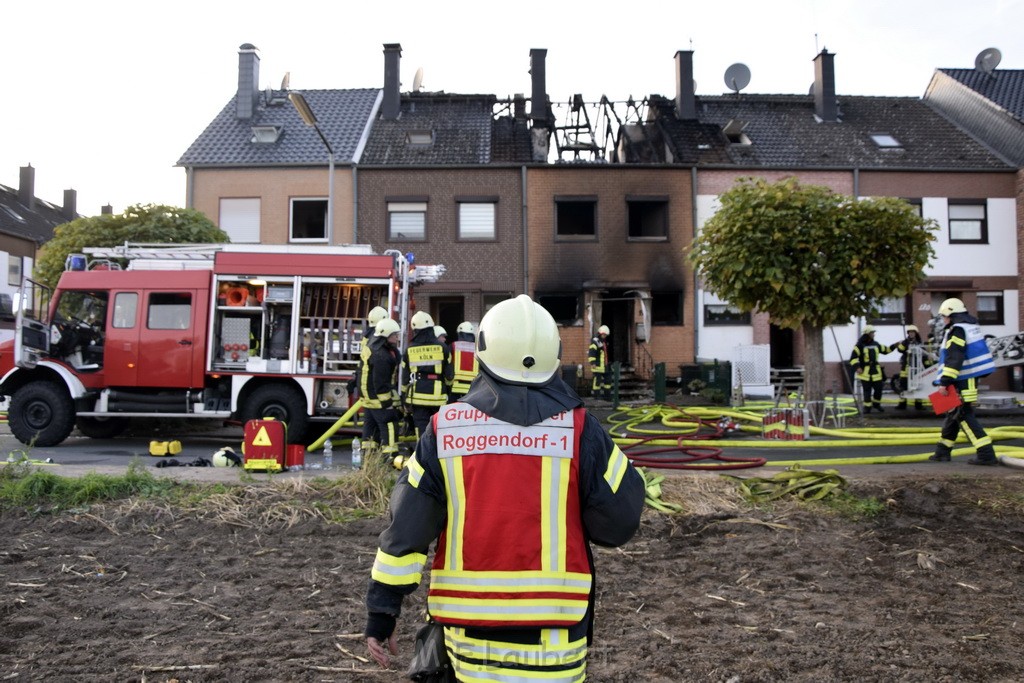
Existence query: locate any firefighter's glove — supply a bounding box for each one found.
[365,612,397,641]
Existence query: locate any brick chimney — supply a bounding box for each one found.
[529,48,548,125]
[382,43,402,120]
[813,49,838,122]
[236,43,260,120]
[675,50,697,120]
[513,93,526,121]
[101,204,113,215]
[62,189,77,221]
[18,165,35,210]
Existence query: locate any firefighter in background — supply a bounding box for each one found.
[849,325,896,413]
[360,318,402,461]
[588,324,611,400]
[929,298,998,465]
[895,324,932,410]
[402,311,453,440]
[365,294,645,679]
[351,306,389,450]
[448,321,478,403]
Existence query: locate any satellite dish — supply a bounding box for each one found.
[412,67,424,92]
[975,47,1002,74]
[724,63,751,93]
[280,72,291,90]
[808,82,815,96]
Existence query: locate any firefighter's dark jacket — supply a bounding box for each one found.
[363,335,398,409]
[365,367,645,640]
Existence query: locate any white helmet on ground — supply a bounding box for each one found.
[375,318,400,338]
[477,294,561,385]
[212,447,241,467]
[939,298,967,316]
[367,306,388,326]
[411,311,435,330]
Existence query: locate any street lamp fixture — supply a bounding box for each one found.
[288,91,334,243]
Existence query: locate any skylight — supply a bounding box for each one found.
[870,133,902,148]
[406,130,434,146]
[250,125,282,144]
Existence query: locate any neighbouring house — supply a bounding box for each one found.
[177,43,381,246]
[923,58,1024,330]
[647,49,1018,394]
[0,165,80,339]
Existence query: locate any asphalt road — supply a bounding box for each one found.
[2,407,1023,481]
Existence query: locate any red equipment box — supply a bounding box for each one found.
[243,418,288,472]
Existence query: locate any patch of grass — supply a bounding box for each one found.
[0,462,180,512]
[819,491,888,519]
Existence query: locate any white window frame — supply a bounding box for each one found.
[458,202,496,241]
[948,202,987,244]
[290,198,329,243]
[219,198,261,243]
[388,202,427,241]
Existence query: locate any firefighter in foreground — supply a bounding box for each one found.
[361,318,402,461]
[588,324,611,400]
[849,325,895,413]
[366,295,645,680]
[402,311,454,439]
[448,321,478,403]
[929,297,999,465]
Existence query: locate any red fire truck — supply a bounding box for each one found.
[0,244,444,446]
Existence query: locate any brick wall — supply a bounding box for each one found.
[191,167,356,243]
[697,169,854,195]
[859,171,1016,198]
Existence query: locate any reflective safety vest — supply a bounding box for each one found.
[427,403,592,628]
[450,341,478,395]
[588,336,607,374]
[405,343,448,407]
[937,322,995,380]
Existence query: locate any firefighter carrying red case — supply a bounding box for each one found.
[242,418,288,472]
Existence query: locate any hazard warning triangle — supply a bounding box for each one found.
[251,426,274,446]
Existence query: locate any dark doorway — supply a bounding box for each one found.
[597,292,633,369]
[432,297,464,340]
[769,324,794,368]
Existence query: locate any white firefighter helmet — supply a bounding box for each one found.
[477,294,561,385]
[862,325,877,335]
[598,325,610,336]
[375,318,401,338]
[939,298,967,316]
[457,321,475,335]
[367,306,388,326]
[906,324,919,333]
[212,447,241,467]
[433,326,447,339]
[411,311,435,330]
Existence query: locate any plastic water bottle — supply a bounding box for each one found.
[351,437,362,470]
[323,439,333,470]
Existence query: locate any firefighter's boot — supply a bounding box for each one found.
[968,446,998,466]
[929,443,952,462]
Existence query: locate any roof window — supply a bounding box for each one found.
[1,205,25,222]
[723,119,751,145]
[250,125,282,144]
[406,130,434,146]
[870,133,902,148]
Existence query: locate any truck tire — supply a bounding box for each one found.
[75,416,129,440]
[242,384,309,444]
[9,380,76,447]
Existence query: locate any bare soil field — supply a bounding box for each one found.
[2,471,1023,682]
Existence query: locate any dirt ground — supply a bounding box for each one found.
[2,471,1023,683]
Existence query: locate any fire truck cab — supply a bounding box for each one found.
[0,244,443,447]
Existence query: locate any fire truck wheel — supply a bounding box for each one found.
[75,416,129,440]
[242,384,309,444]
[9,380,76,447]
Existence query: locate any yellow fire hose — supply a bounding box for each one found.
[308,400,364,452]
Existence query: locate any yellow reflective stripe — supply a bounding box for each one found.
[942,367,960,378]
[429,597,588,622]
[406,451,425,488]
[603,445,628,493]
[541,457,554,572]
[442,456,467,570]
[947,336,966,348]
[555,457,569,571]
[445,626,587,668]
[431,570,591,593]
[371,548,427,586]
[454,661,585,683]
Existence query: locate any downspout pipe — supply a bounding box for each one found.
[691,165,700,361]
[521,165,528,294]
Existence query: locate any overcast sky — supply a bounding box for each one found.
[3,0,1022,218]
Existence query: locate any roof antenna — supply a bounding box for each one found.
[814,33,819,53]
